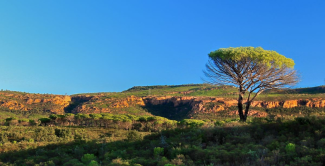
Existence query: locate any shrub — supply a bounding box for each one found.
[63,159,84,166]
[178,119,205,128]
[0,133,8,143]
[317,138,325,148]
[38,118,51,122]
[154,147,164,158]
[285,143,296,153]
[295,117,310,125]
[81,154,97,165]
[88,160,99,166]
[55,129,73,139]
[29,120,37,126]
[138,117,147,122]
[250,117,268,124]
[18,119,29,123]
[127,130,143,142]
[214,120,225,126]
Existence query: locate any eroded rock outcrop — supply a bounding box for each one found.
[0,90,324,117]
[71,95,325,114]
[0,92,71,114]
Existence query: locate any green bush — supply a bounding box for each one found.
[178,119,205,128]
[285,143,296,153]
[63,159,84,166]
[88,160,99,166]
[127,130,143,142]
[154,147,164,158]
[81,154,97,165]
[214,120,225,126]
[55,129,73,139]
[295,117,310,125]
[0,133,8,143]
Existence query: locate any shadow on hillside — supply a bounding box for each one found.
[64,96,93,113]
[142,101,193,121]
[0,130,164,165]
[2,117,325,165]
[0,118,325,166]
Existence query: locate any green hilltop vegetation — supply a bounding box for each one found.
[75,84,325,100]
[266,86,325,94]
[73,84,238,98]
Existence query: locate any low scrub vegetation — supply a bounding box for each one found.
[1,115,325,165]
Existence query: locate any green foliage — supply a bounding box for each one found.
[90,114,102,120]
[55,129,73,139]
[0,133,8,143]
[154,147,164,157]
[29,119,37,126]
[285,143,296,153]
[63,159,84,166]
[18,119,29,123]
[88,160,99,166]
[178,119,205,128]
[126,130,143,142]
[81,154,97,165]
[49,114,58,120]
[209,47,295,68]
[3,115,325,165]
[39,118,51,123]
[214,120,225,126]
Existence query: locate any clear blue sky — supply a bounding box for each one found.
[0,0,324,94]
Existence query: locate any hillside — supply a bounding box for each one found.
[2,85,325,165]
[0,84,325,121]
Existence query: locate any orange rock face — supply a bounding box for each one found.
[228,110,268,117]
[263,101,281,108]
[1,100,26,110]
[72,95,325,115]
[52,96,71,106]
[0,90,324,117]
[305,99,325,108]
[0,92,71,114]
[283,100,299,108]
[221,100,238,107]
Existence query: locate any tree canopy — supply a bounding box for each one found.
[209,47,295,69]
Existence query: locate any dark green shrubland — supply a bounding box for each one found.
[0,115,325,165]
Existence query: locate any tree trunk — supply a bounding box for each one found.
[243,101,251,122]
[238,93,245,121]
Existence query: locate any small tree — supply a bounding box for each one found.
[204,47,298,121]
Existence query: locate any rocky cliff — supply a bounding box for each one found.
[70,95,325,118]
[0,92,71,114]
[0,90,324,118]
[71,95,146,114]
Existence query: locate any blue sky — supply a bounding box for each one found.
[0,0,324,94]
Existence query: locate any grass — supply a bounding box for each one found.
[74,84,325,101]
[0,107,51,121]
